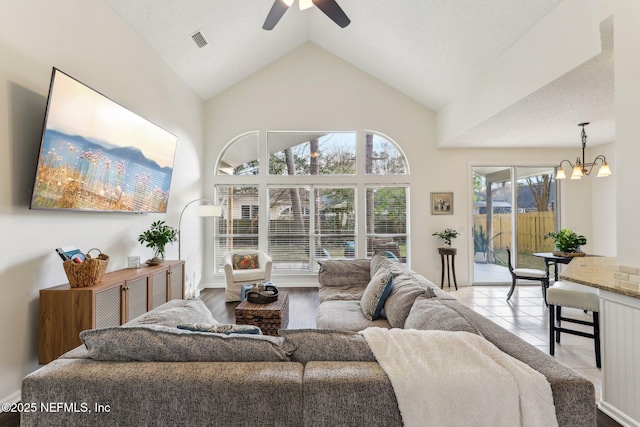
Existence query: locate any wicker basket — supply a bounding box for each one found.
[63,249,109,288]
[552,251,586,258]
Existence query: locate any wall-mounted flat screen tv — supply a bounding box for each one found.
[30,68,178,213]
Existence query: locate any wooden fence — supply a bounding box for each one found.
[473,211,556,254]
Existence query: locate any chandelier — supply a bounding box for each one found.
[555,122,612,180]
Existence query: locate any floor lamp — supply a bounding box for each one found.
[178,198,222,260]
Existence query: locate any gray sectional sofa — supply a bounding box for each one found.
[22,254,596,426]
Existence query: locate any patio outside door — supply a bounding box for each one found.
[472,166,557,284]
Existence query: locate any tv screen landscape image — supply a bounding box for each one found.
[30,68,178,213]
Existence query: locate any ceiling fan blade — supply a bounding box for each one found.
[312,0,351,28]
[263,0,291,30]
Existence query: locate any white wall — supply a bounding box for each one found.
[203,43,596,287]
[614,0,640,266]
[437,0,606,145]
[0,0,204,402]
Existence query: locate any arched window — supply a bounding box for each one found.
[214,131,409,274]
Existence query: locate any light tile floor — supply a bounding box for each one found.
[443,284,602,402]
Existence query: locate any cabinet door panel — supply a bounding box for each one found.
[170,263,184,299]
[95,285,123,328]
[152,271,168,309]
[127,278,148,321]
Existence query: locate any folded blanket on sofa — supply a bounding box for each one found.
[360,328,558,427]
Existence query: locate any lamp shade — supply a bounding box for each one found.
[555,168,567,180]
[570,165,583,179]
[198,205,222,217]
[597,162,612,177]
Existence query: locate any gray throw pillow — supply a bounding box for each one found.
[383,273,427,328]
[369,252,392,278]
[80,325,289,362]
[177,323,261,335]
[318,259,371,287]
[125,299,216,327]
[404,295,481,335]
[279,329,376,364]
[360,268,394,320]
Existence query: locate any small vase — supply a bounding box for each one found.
[443,242,451,248]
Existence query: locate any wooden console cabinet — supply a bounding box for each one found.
[39,260,184,364]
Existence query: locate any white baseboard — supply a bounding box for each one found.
[203,275,320,289]
[599,401,640,427]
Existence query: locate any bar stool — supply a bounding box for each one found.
[547,280,601,368]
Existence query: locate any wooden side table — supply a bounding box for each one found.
[438,247,457,290]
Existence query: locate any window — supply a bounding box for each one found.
[217,132,259,175]
[268,132,356,176]
[214,186,259,272]
[214,131,409,274]
[365,186,408,259]
[268,186,356,273]
[241,205,258,219]
[365,132,408,175]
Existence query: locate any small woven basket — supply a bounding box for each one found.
[63,249,109,288]
[552,251,586,258]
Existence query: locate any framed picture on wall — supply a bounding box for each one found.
[431,192,453,215]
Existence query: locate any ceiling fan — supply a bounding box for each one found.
[263,0,351,30]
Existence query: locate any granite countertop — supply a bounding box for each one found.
[559,256,640,299]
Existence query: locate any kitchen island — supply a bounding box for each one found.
[560,256,640,427]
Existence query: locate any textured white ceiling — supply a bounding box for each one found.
[103,0,562,110]
[102,0,614,148]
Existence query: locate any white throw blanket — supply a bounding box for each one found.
[360,328,558,427]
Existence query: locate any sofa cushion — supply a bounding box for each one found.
[404,295,481,335]
[177,323,262,335]
[318,259,371,287]
[318,284,367,303]
[360,269,394,320]
[279,329,376,364]
[383,273,427,328]
[80,325,289,362]
[316,300,391,331]
[125,299,216,327]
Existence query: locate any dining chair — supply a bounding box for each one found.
[506,248,550,304]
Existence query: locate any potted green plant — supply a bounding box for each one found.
[138,220,178,264]
[545,228,587,257]
[473,225,488,262]
[432,228,459,247]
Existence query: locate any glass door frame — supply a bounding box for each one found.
[469,164,560,285]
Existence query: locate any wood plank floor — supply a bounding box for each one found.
[0,287,620,427]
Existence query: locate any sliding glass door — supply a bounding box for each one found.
[472,166,557,284]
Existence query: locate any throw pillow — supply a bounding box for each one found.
[177,323,262,335]
[279,329,376,364]
[404,295,481,335]
[360,268,394,321]
[383,273,427,328]
[317,259,371,287]
[369,252,392,278]
[80,324,289,362]
[232,254,259,270]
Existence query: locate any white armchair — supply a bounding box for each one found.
[223,250,273,302]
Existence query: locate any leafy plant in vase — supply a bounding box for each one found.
[138,220,178,265]
[545,229,587,257]
[432,228,459,248]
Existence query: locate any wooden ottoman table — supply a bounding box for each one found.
[235,291,289,336]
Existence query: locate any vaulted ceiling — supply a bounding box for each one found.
[103,0,614,148]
